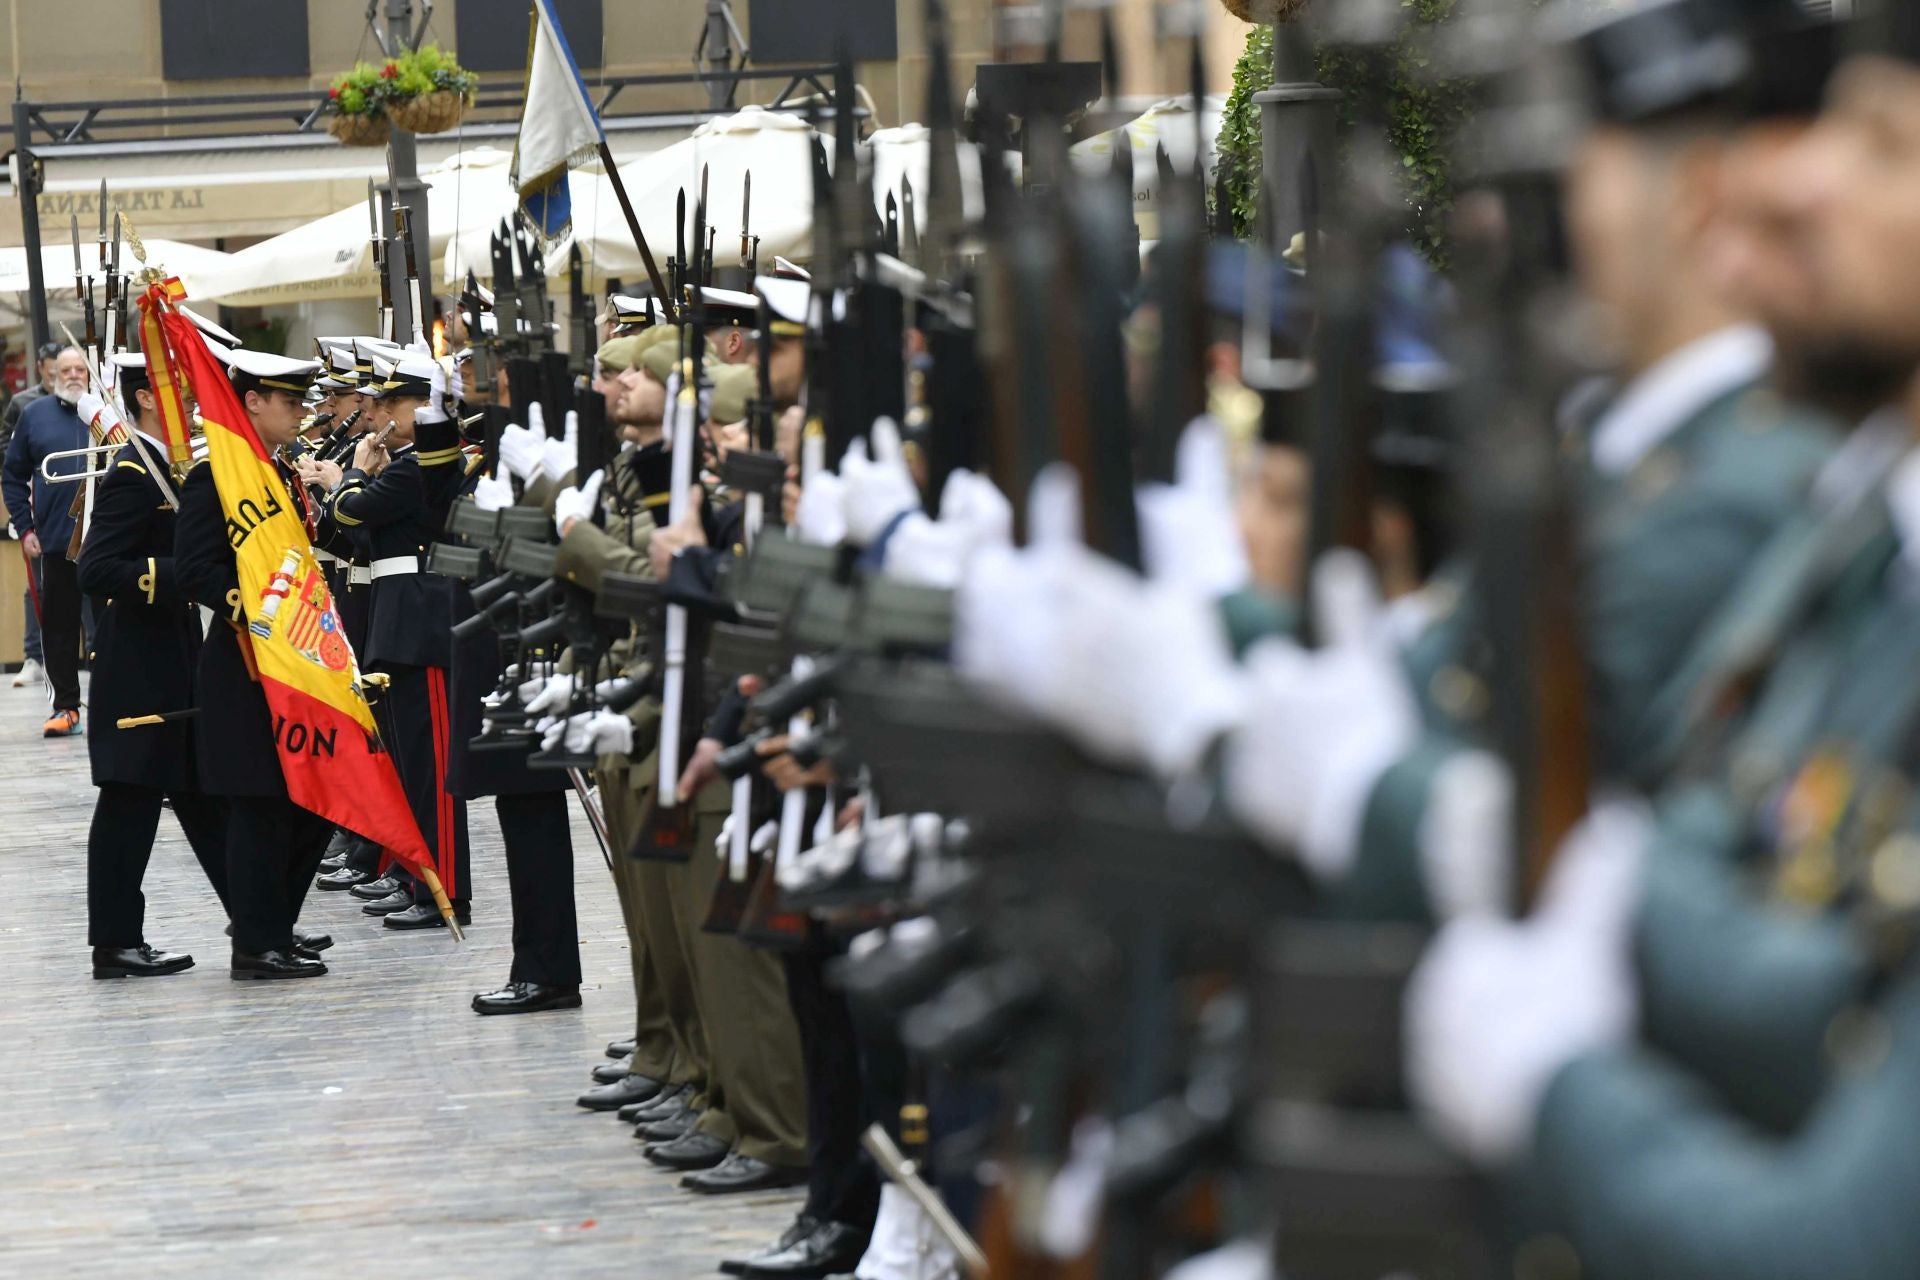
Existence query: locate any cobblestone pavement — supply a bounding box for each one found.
[0,673,799,1278]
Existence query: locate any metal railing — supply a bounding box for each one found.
[12,64,842,148]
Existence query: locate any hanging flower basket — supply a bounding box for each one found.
[1219,0,1307,20]
[390,88,470,135]
[327,111,390,147]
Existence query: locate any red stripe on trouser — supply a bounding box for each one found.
[426,666,456,899]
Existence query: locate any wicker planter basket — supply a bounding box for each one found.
[327,112,390,147]
[389,89,469,135]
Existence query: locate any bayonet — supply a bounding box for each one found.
[370,180,393,341]
[739,170,757,272]
[696,163,711,288]
[922,0,965,273]
[899,176,919,267]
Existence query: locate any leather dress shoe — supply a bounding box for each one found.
[472,982,583,1015]
[591,1057,633,1084]
[720,1215,820,1276]
[737,1220,865,1274]
[292,944,325,962]
[92,944,194,979]
[622,1083,691,1125]
[636,1108,700,1142]
[315,866,373,891]
[606,1037,636,1060]
[349,875,402,901]
[684,1152,811,1198]
[293,925,333,951]
[360,889,415,916]
[577,1072,666,1112]
[643,1131,730,1171]
[231,948,327,980]
[383,901,471,929]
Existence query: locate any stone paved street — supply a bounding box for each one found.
[0,673,799,1278]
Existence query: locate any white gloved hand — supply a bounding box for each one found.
[416,359,449,422]
[941,469,1014,549]
[1113,578,1249,779]
[522,673,573,717]
[1405,800,1651,1167]
[840,418,922,546]
[715,814,735,856]
[472,471,515,512]
[751,820,780,854]
[584,710,634,757]
[76,390,121,437]
[539,409,579,486]
[449,357,466,404]
[795,471,848,546]
[954,466,1083,716]
[553,468,605,534]
[498,422,544,482]
[1418,750,1516,921]
[1222,549,1417,880]
[882,469,1014,588]
[1136,415,1250,595]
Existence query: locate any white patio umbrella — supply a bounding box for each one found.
[194,147,538,307]
[864,124,1005,234]
[1069,97,1225,239]
[573,107,819,280]
[0,238,236,303]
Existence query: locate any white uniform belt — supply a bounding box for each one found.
[370,555,421,580]
[313,549,340,565]
[347,566,373,586]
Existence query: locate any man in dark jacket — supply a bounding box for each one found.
[176,347,334,980]
[2,345,93,736]
[77,353,230,978]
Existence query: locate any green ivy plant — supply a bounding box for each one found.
[1212,2,1475,267]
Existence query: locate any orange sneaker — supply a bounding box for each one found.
[42,709,81,738]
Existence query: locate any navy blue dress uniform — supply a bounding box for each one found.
[173,349,335,978]
[323,351,473,928]
[76,354,229,978]
[448,454,583,1012]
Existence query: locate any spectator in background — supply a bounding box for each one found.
[4,343,63,687]
[2,347,91,735]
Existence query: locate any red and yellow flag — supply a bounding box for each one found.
[149,298,461,934]
[135,280,195,470]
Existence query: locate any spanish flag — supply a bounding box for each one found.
[149,295,464,937]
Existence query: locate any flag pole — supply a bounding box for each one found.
[415,865,466,942]
[596,141,677,322]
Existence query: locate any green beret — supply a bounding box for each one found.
[639,337,681,383]
[707,363,757,424]
[596,335,644,374]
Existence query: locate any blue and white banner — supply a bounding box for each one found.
[509,0,604,240]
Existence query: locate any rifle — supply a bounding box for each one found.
[462,268,496,404]
[394,205,429,350]
[568,242,593,363]
[491,224,523,360]
[740,171,759,277]
[371,180,393,342]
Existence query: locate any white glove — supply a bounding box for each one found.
[522,673,573,717]
[1418,750,1516,921]
[1136,415,1249,595]
[498,422,543,482]
[539,409,579,487]
[448,357,466,404]
[554,468,605,534]
[579,709,634,756]
[471,471,515,512]
[795,471,848,546]
[1111,579,1249,779]
[751,820,780,854]
[855,1184,965,1280]
[941,469,1014,549]
[1222,550,1417,880]
[715,814,735,856]
[1405,801,1651,1167]
[882,469,1014,588]
[954,466,1082,716]
[415,359,450,423]
[76,390,121,437]
[840,418,921,546]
